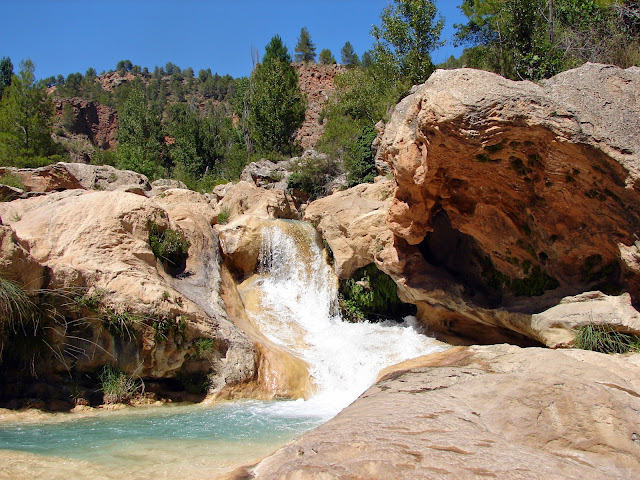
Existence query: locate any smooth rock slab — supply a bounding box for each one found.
[245,345,640,479]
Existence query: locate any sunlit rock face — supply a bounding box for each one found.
[249,345,640,480]
[0,188,256,400]
[371,63,640,343]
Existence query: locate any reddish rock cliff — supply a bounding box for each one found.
[294,63,345,149]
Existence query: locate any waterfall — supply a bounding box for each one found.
[246,220,447,418]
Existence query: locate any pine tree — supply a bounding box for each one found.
[0,57,13,99]
[319,49,336,64]
[0,59,57,163]
[248,35,306,154]
[294,27,316,62]
[341,41,360,66]
[116,85,164,178]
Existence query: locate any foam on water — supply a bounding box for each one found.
[246,220,446,419]
[0,219,447,479]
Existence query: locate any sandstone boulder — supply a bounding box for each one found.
[304,178,395,278]
[240,158,292,191]
[374,63,640,343]
[0,189,255,395]
[247,345,640,479]
[213,181,298,222]
[532,291,640,348]
[0,162,150,193]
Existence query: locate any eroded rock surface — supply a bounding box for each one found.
[0,188,255,401]
[373,63,640,343]
[304,178,395,278]
[246,345,640,479]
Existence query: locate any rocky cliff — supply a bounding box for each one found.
[309,63,640,345]
[294,63,345,149]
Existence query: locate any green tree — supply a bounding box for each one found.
[0,57,13,99]
[295,27,317,62]
[371,0,444,84]
[116,59,133,75]
[341,41,360,66]
[61,103,76,131]
[247,35,306,154]
[455,0,640,80]
[0,59,59,164]
[319,49,336,64]
[115,84,164,178]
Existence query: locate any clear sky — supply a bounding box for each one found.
[4,0,465,81]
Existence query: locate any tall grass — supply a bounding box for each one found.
[574,324,640,354]
[0,275,38,340]
[99,364,144,404]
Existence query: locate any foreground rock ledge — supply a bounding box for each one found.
[238,345,640,479]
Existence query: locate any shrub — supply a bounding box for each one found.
[99,364,144,404]
[574,324,640,354]
[287,156,341,199]
[0,173,25,190]
[217,207,231,225]
[102,310,139,340]
[344,123,378,187]
[194,338,215,358]
[149,222,190,272]
[339,263,409,322]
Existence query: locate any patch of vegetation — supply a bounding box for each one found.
[216,207,231,225]
[194,338,215,358]
[0,274,42,365]
[482,256,511,291]
[102,310,140,340]
[574,324,640,354]
[149,222,190,272]
[153,314,186,343]
[0,173,25,190]
[287,156,341,199]
[509,156,531,176]
[98,364,144,404]
[339,263,408,322]
[73,288,106,312]
[510,266,559,297]
[344,123,378,187]
[485,142,504,154]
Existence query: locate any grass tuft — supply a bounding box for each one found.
[574,324,640,354]
[99,364,144,404]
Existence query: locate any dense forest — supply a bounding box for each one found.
[1,0,639,195]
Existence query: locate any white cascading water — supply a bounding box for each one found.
[246,220,447,419]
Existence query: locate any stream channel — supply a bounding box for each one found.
[0,220,447,479]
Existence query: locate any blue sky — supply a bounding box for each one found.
[4,1,465,80]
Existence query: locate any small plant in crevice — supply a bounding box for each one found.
[98,364,144,404]
[574,324,640,354]
[153,314,187,343]
[149,222,190,274]
[102,310,140,341]
[216,207,232,225]
[194,338,215,358]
